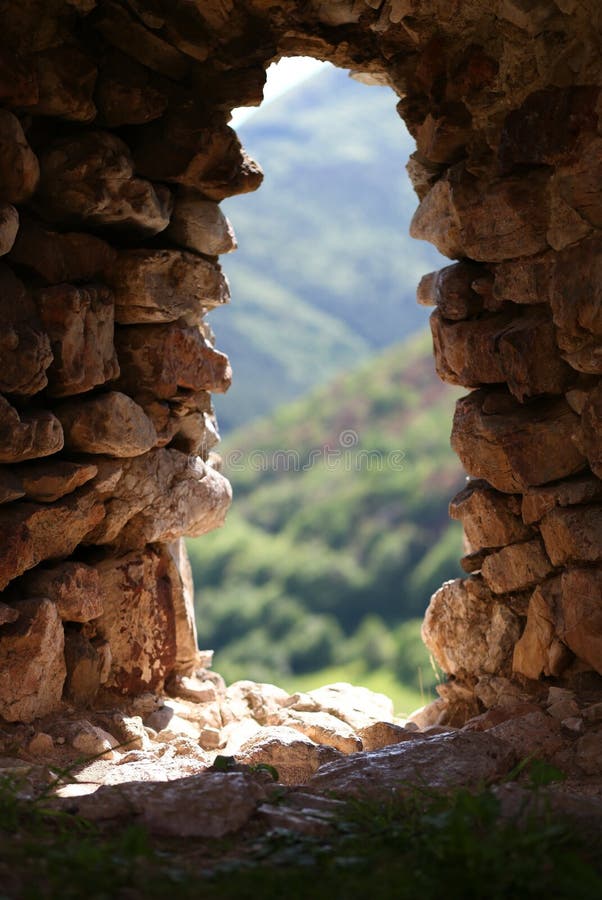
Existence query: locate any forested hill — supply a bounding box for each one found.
[213,64,444,433]
[187,330,465,689]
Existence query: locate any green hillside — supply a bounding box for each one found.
[188,330,465,704]
[213,64,444,432]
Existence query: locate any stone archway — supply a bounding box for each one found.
[0,1,600,765]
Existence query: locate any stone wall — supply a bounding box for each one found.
[0,0,600,725]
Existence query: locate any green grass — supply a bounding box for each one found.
[2,762,601,900]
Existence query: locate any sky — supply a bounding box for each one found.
[229,57,331,128]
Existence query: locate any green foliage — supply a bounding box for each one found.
[212,65,445,432]
[189,331,464,694]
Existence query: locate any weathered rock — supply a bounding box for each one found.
[95,50,168,126]
[114,322,231,399]
[451,390,586,493]
[59,772,268,837]
[422,577,522,678]
[111,249,229,325]
[487,710,566,765]
[481,538,554,594]
[27,732,54,756]
[63,631,107,705]
[0,602,18,626]
[29,45,97,122]
[410,166,549,261]
[17,561,102,622]
[165,539,202,677]
[0,598,65,722]
[0,490,105,589]
[0,396,63,464]
[87,450,231,550]
[37,131,172,235]
[35,283,119,397]
[276,709,363,754]
[0,264,53,397]
[55,392,157,458]
[9,218,116,284]
[11,460,97,503]
[166,191,237,256]
[539,505,602,566]
[0,469,24,504]
[305,731,516,797]
[93,546,180,694]
[576,729,602,775]
[137,391,219,456]
[0,204,18,256]
[132,108,263,200]
[450,480,530,550]
[69,720,119,760]
[559,567,602,675]
[512,577,573,680]
[358,721,420,751]
[235,725,342,785]
[521,473,602,525]
[222,680,290,726]
[576,383,602,477]
[0,110,39,204]
[284,683,396,732]
[0,47,38,108]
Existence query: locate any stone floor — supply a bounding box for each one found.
[2,668,602,844]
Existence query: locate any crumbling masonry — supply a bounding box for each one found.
[0,0,600,729]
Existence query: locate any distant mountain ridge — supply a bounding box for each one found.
[212,64,444,433]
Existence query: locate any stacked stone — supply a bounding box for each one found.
[412,87,602,719]
[0,0,266,723]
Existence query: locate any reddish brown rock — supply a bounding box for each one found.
[17,561,103,622]
[0,490,105,590]
[87,450,231,551]
[432,262,483,319]
[481,538,554,594]
[576,383,602,477]
[0,598,65,722]
[521,473,602,524]
[93,0,190,81]
[9,218,117,284]
[499,87,599,170]
[166,191,237,256]
[539,505,602,566]
[487,711,565,766]
[422,577,521,678]
[0,396,63,464]
[111,249,229,325]
[0,204,19,256]
[37,131,173,235]
[0,602,18,626]
[0,47,38,108]
[29,45,97,122]
[451,390,586,493]
[559,567,602,676]
[0,111,39,204]
[411,166,549,261]
[95,50,168,126]
[132,105,263,200]
[35,284,119,397]
[305,732,515,798]
[55,392,157,458]
[12,459,97,503]
[63,631,107,705]
[115,323,231,400]
[450,480,530,549]
[0,469,25,504]
[0,265,53,397]
[235,725,342,785]
[93,546,179,694]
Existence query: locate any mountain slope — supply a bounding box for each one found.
[212,64,444,432]
[187,329,465,686]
